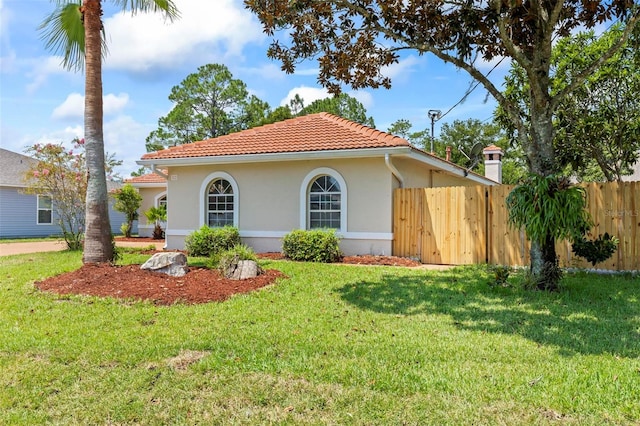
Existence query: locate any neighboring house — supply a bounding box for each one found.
[125,171,167,238]
[136,112,499,255]
[0,148,132,239]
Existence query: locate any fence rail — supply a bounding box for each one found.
[393,182,640,271]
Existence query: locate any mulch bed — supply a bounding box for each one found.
[36,242,422,305]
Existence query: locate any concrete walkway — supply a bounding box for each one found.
[0,239,164,256]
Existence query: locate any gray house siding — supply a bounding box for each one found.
[0,186,136,239]
[0,187,61,238]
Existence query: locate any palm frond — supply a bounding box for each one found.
[39,2,85,72]
[111,0,180,21]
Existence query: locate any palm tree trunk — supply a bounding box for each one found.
[82,0,113,263]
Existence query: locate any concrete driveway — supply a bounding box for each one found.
[0,239,164,256]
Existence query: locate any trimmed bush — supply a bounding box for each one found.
[185,225,241,257]
[282,229,342,263]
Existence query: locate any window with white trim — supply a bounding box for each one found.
[206,178,234,227]
[37,195,53,225]
[158,195,167,208]
[308,175,341,229]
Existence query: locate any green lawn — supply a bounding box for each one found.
[1,251,638,425]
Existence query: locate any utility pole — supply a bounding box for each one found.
[427,109,441,154]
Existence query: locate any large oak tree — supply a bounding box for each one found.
[245,0,640,288]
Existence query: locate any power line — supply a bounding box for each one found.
[437,57,507,122]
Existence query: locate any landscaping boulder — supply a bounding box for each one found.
[225,259,262,280]
[141,252,189,277]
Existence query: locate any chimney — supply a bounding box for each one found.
[446,146,452,162]
[483,145,504,184]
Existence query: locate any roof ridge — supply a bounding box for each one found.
[141,112,411,161]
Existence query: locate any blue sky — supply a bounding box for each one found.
[0,0,508,176]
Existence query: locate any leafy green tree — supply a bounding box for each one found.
[506,175,591,290]
[147,63,254,149]
[437,119,527,184]
[130,167,148,177]
[111,184,142,238]
[299,93,375,127]
[22,139,121,250]
[40,0,178,263]
[246,0,639,289]
[387,118,527,185]
[498,24,640,182]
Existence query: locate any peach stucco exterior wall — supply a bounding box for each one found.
[393,157,478,188]
[136,187,166,237]
[163,157,395,254]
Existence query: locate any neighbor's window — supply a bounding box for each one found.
[308,175,341,229]
[158,195,167,208]
[206,178,234,227]
[37,195,52,225]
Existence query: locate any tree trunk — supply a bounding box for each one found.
[82,0,113,263]
[528,94,561,289]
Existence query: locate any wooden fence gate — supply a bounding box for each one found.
[393,182,640,271]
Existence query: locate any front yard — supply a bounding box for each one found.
[1,250,638,424]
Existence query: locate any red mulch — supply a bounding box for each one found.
[36,264,285,306]
[35,246,421,305]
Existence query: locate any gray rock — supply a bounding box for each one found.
[225,259,262,280]
[141,252,189,277]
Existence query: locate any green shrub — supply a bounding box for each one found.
[216,244,258,273]
[282,229,342,263]
[572,232,619,267]
[488,264,511,287]
[185,225,240,257]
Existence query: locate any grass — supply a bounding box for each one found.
[0,252,639,425]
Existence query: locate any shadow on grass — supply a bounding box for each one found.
[336,268,640,357]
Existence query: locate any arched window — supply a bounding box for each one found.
[157,195,167,208]
[206,178,234,227]
[308,175,341,229]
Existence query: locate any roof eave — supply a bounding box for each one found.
[126,182,167,188]
[136,146,413,167]
[405,148,499,186]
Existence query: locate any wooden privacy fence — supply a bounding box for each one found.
[393,182,640,271]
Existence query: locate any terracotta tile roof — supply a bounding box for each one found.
[141,112,410,161]
[125,171,167,184]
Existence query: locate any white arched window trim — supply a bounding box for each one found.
[299,167,347,232]
[199,171,239,228]
[154,191,167,207]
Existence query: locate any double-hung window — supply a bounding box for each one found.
[37,195,53,225]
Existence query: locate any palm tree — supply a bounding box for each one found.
[40,0,179,263]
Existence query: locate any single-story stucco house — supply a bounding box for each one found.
[135,112,499,255]
[124,171,167,238]
[0,147,132,239]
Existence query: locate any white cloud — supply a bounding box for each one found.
[103,115,153,176]
[104,93,130,115]
[280,86,329,107]
[52,93,84,120]
[52,92,130,120]
[381,55,423,82]
[349,90,374,110]
[103,0,265,72]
